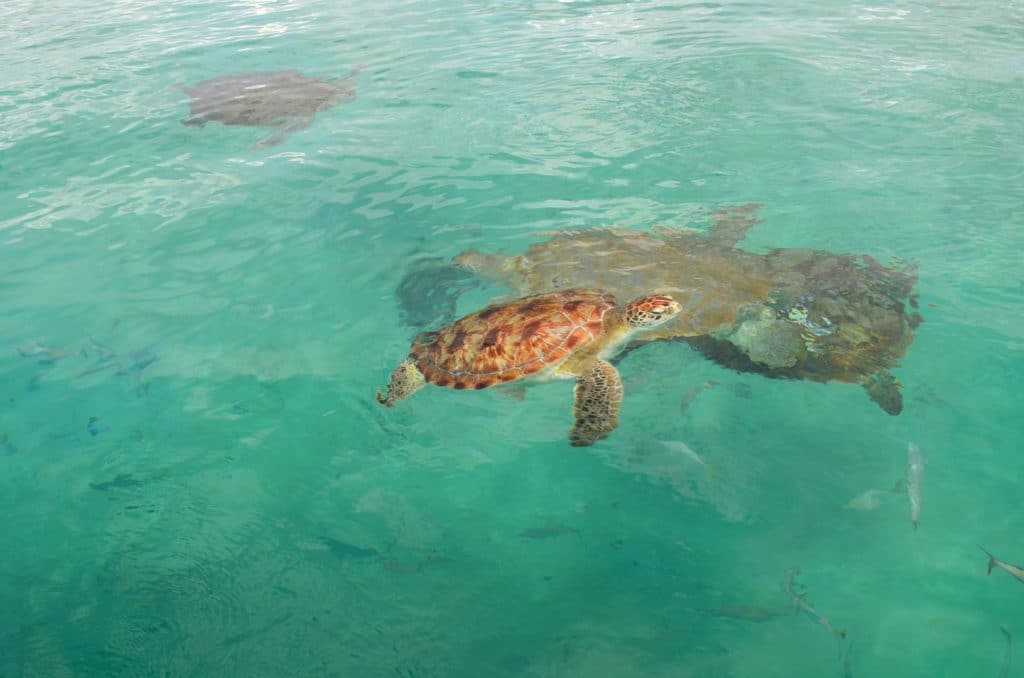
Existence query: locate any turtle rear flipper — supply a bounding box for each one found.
[570,359,623,447]
[861,371,903,415]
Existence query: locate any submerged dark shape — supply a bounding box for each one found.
[414,204,920,414]
[180,65,364,147]
[395,255,480,329]
[89,473,145,492]
[318,536,380,559]
[518,525,581,539]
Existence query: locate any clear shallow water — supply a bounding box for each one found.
[1,0,1022,675]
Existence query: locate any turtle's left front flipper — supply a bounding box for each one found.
[253,115,314,149]
[569,359,623,447]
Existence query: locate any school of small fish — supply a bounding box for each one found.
[783,567,846,641]
[15,324,1018,677]
[832,439,1021,676]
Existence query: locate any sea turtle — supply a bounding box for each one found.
[684,245,919,414]
[180,65,364,148]
[402,204,920,414]
[376,289,681,446]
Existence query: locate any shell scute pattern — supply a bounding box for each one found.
[410,290,615,390]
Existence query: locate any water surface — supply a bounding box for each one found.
[1,1,1023,675]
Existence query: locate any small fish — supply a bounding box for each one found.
[843,489,882,511]
[16,340,71,363]
[906,442,924,530]
[680,380,717,414]
[89,473,145,492]
[318,536,380,559]
[87,416,105,437]
[979,546,1024,584]
[519,525,580,540]
[1001,626,1012,678]
[87,335,118,363]
[700,604,798,623]
[841,638,854,677]
[117,350,158,376]
[661,440,707,467]
[843,480,905,511]
[76,361,121,379]
[661,440,716,480]
[77,339,158,383]
[783,567,846,639]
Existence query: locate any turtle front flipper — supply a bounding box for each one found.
[253,115,314,149]
[707,203,763,248]
[376,359,426,407]
[569,359,623,447]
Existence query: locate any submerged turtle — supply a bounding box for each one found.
[180,65,364,148]
[454,205,778,342]
[376,289,681,446]
[432,204,920,414]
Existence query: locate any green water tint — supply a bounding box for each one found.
[1,0,1023,675]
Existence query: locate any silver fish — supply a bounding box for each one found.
[679,380,717,414]
[841,638,854,678]
[519,525,580,540]
[783,567,846,640]
[980,546,1024,584]
[700,604,797,623]
[16,340,71,363]
[843,480,904,511]
[843,489,883,511]
[906,442,924,529]
[1001,625,1012,678]
[661,440,707,467]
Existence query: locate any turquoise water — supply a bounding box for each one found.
[2,0,1023,675]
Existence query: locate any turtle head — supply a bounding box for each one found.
[624,294,681,328]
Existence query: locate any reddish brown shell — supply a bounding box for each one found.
[410,289,616,390]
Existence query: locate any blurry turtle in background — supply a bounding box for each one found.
[180,65,364,148]
[401,205,920,414]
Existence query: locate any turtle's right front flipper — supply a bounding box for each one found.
[569,359,623,447]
